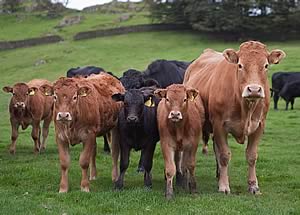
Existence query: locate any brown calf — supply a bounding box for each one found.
[155,84,205,199]
[40,74,124,193]
[184,41,285,194]
[3,79,53,154]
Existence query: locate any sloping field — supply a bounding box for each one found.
[0,31,299,214]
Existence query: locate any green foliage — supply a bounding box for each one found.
[0,31,300,214]
[148,0,300,39]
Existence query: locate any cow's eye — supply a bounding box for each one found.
[265,64,269,69]
[12,93,16,96]
[166,98,170,102]
[53,95,57,101]
[183,98,187,102]
[73,95,77,101]
[238,64,243,69]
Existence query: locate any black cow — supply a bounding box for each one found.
[112,85,160,189]
[279,80,300,110]
[271,72,300,110]
[143,59,190,88]
[66,66,105,78]
[66,66,117,154]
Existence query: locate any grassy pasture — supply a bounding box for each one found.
[0,31,300,214]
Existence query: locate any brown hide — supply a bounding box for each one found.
[40,73,124,193]
[3,79,53,154]
[155,84,205,198]
[183,41,285,194]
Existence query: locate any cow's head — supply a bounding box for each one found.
[40,78,91,123]
[3,83,38,110]
[223,41,286,100]
[112,87,156,124]
[155,84,198,123]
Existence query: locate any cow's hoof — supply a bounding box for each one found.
[137,166,145,173]
[165,193,173,200]
[89,176,96,181]
[9,148,16,155]
[248,185,261,195]
[114,181,123,190]
[81,186,90,192]
[59,188,68,193]
[40,146,46,153]
[218,186,230,195]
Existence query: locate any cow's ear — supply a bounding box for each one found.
[154,89,167,99]
[268,49,286,64]
[186,88,198,102]
[39,84,53,96]
[78,86,91,97]
[143,79,160,88]
[2,86,13,93]
[112,93,125,102]
[28,87,38,96]
[223,49,239,64]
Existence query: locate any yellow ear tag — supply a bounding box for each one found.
[45,92,50,96]
[189,95,195,102]
[80,92,87,97]
[29,90,35,96]
[145,97,155,107]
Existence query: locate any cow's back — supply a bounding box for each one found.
[87,74,125,135]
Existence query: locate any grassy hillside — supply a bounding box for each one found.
[0,2,153,41]
[0,31,300,214]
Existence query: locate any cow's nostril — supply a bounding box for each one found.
[248,87,252,92]
[258,87,262,92]
[66,113,69,118]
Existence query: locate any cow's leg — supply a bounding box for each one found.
[57,139,70,193]
[214,124,230,194]
[184,143,198,194]
[115,144,130,190]
[161,139,175,199]
[40,115,52,152]
[143,143,156,189]
[111,128,119,182]
[175,151,184,187]
[212,138,220,179]
[9,119,19,155]
[285,100,289,110]
[246,123,264,195]
[202,130,209,155]
[137,149,145,173]
[79,135,95,192]
[273,93,279,110]
[291,98,295,110]
[89,142,97,181]
[31,121,41,154]
[103,133,111,154]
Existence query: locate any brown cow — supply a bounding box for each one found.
[155,84,205,199]
[3,79,54,154]
[184,41,286,194]
[40,74,124,193]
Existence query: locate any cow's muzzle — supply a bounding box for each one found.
[126,115,139,123]
[14,102,25,109]
[242,84,265,99]
[168,111,183,122]
[56,112,72,122]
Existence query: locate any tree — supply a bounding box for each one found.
[2,0,21,13]
[147,0,300,39]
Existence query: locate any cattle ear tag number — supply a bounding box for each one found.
[145,97,155,107]
[29,90,35,96]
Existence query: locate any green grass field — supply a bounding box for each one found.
[0,31,300,214]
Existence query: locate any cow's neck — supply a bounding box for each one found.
[241,99,264,136]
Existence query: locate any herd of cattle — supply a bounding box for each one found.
[3,41,296,199]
